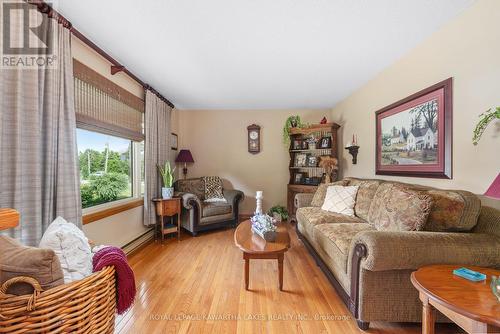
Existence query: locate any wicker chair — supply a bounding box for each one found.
[0,209,117,334]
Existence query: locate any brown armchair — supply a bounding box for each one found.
[174,178,244,236]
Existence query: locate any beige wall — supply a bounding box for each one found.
[71,37,144,99]
[72,35,180,135]
[72,36,180,246]
[178,109,329,214]
[330,0,500,206]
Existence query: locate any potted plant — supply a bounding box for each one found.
[283,115,303,147]
[157,161,176,199]
[473,107,500,145]
[268,205,289,222]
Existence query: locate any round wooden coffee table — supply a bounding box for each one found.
[234,220,290,291]
[411,265,500,334]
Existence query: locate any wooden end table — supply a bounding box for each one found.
[234,220,290,291]
[152,198,181,242]
[411,265,500,334]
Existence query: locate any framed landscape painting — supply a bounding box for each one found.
[375,78,452,179]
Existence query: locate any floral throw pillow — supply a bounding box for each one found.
[368,184,434,231]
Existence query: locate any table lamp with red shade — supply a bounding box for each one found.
[176,149,194,179]
[485,172,500,199]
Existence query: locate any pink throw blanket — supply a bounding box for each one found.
[92,246,136,314]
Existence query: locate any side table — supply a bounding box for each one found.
[152,198,181,242]
[411,265,500,334]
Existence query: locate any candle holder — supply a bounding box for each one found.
[345,145,360,164]
[255,191,263,215]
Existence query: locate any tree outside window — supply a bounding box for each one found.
[77,129,134,208]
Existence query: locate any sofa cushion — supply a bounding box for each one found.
[314,223,375,272]
[321,185,359,216]
[296,206,365,239]
[310,180,348,207]
[175,178,205,200]
[202,202,232,217]
[368,183,434,231]
[296,207,365,226]
[0,236,64,295]
[423,189,481,232]
[345,178,382,221]
[374,180,481,232]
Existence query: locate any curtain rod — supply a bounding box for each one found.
[28,0,175,109]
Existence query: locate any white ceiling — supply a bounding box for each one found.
[56,0,473,110]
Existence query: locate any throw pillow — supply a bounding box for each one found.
[0,236,64,295]
[321,185,359,216]
[310,180,348,207]
[368,184,434,231]
[344,178,382,220]
[39,216,92,283]
[202,176,226,202]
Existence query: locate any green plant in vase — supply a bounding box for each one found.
[157,161,176,199]
[283,115,303,147]
[268,205,289,222]
[472,107,500,145]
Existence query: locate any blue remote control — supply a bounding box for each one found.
[453,267,486,282]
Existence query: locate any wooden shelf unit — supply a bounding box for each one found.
[287,122,340,221]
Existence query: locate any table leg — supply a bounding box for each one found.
[160,215,164,243]
[422,296,436,334]
[244,255,249,290]
[278,253,284,291]
[154,216,157,242]
[177,211,181,241]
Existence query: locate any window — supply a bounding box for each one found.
[73,60,145,211]
[77,129,143,209]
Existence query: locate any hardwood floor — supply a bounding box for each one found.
[116,224,462,334]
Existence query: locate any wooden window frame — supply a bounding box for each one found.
[83,197,143,225]
[78,130,145,224]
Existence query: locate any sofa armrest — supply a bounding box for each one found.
[351,230,500,272]
[223,189,244,207]
[295,193,314,209]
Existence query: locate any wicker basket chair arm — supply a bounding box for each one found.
[0,266,116,333]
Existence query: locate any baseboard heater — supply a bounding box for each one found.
[122,228,154,255]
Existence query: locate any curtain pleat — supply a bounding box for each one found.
[0,18,81,246]
[144,90,172,226]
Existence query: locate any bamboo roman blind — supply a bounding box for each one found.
[73,59,145,141]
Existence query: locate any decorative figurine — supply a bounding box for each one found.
[251,214,277,242]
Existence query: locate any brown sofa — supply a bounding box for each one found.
[174,178,244,236]
[294,177,500,330]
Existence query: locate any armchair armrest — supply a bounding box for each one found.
[351,230,500,272]
[175,192,202,211]
[295,193,314,209]
[223,189,244,206]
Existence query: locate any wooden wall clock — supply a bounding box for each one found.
[247,124,261,154]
